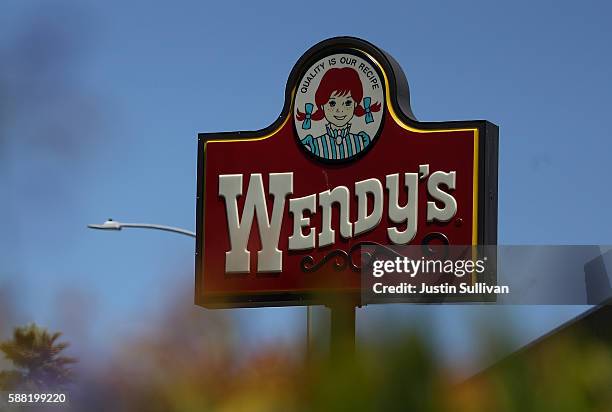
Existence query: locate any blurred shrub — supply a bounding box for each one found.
[68,305,612,412]
[0,323,77,391]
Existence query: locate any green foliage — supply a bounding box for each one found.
[0,323,77,391]
[94,330,612,412]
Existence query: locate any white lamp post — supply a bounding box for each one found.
[88,217,314,356]
[88,218,195,237]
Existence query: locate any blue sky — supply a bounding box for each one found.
[1,0,611,371]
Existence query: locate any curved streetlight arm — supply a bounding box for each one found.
[88,219,195,238]
[89,217,314,354]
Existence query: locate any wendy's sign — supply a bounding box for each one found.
[195,37,498,308]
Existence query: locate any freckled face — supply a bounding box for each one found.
[323,91,356,127]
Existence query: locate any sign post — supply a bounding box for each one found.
[329,303,356,358]
[195,37,498,356]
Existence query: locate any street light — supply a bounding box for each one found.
[88,218,195,238]
[88,217,315,355]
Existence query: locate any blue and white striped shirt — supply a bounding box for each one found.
[301,124,371,160]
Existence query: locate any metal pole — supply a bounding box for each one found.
[89,218,316,360]
[306,306,312,359]
[88,219,195,237]
[329,304,356,359]
[116,223,195,237]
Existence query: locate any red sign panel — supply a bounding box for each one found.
[195,37,498,308]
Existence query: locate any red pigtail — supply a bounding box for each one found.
[296,108,325,122]
[354,101,381,117]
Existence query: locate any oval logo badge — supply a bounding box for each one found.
[294,52,385,163]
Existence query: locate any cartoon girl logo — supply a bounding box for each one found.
[294,54,385,162]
